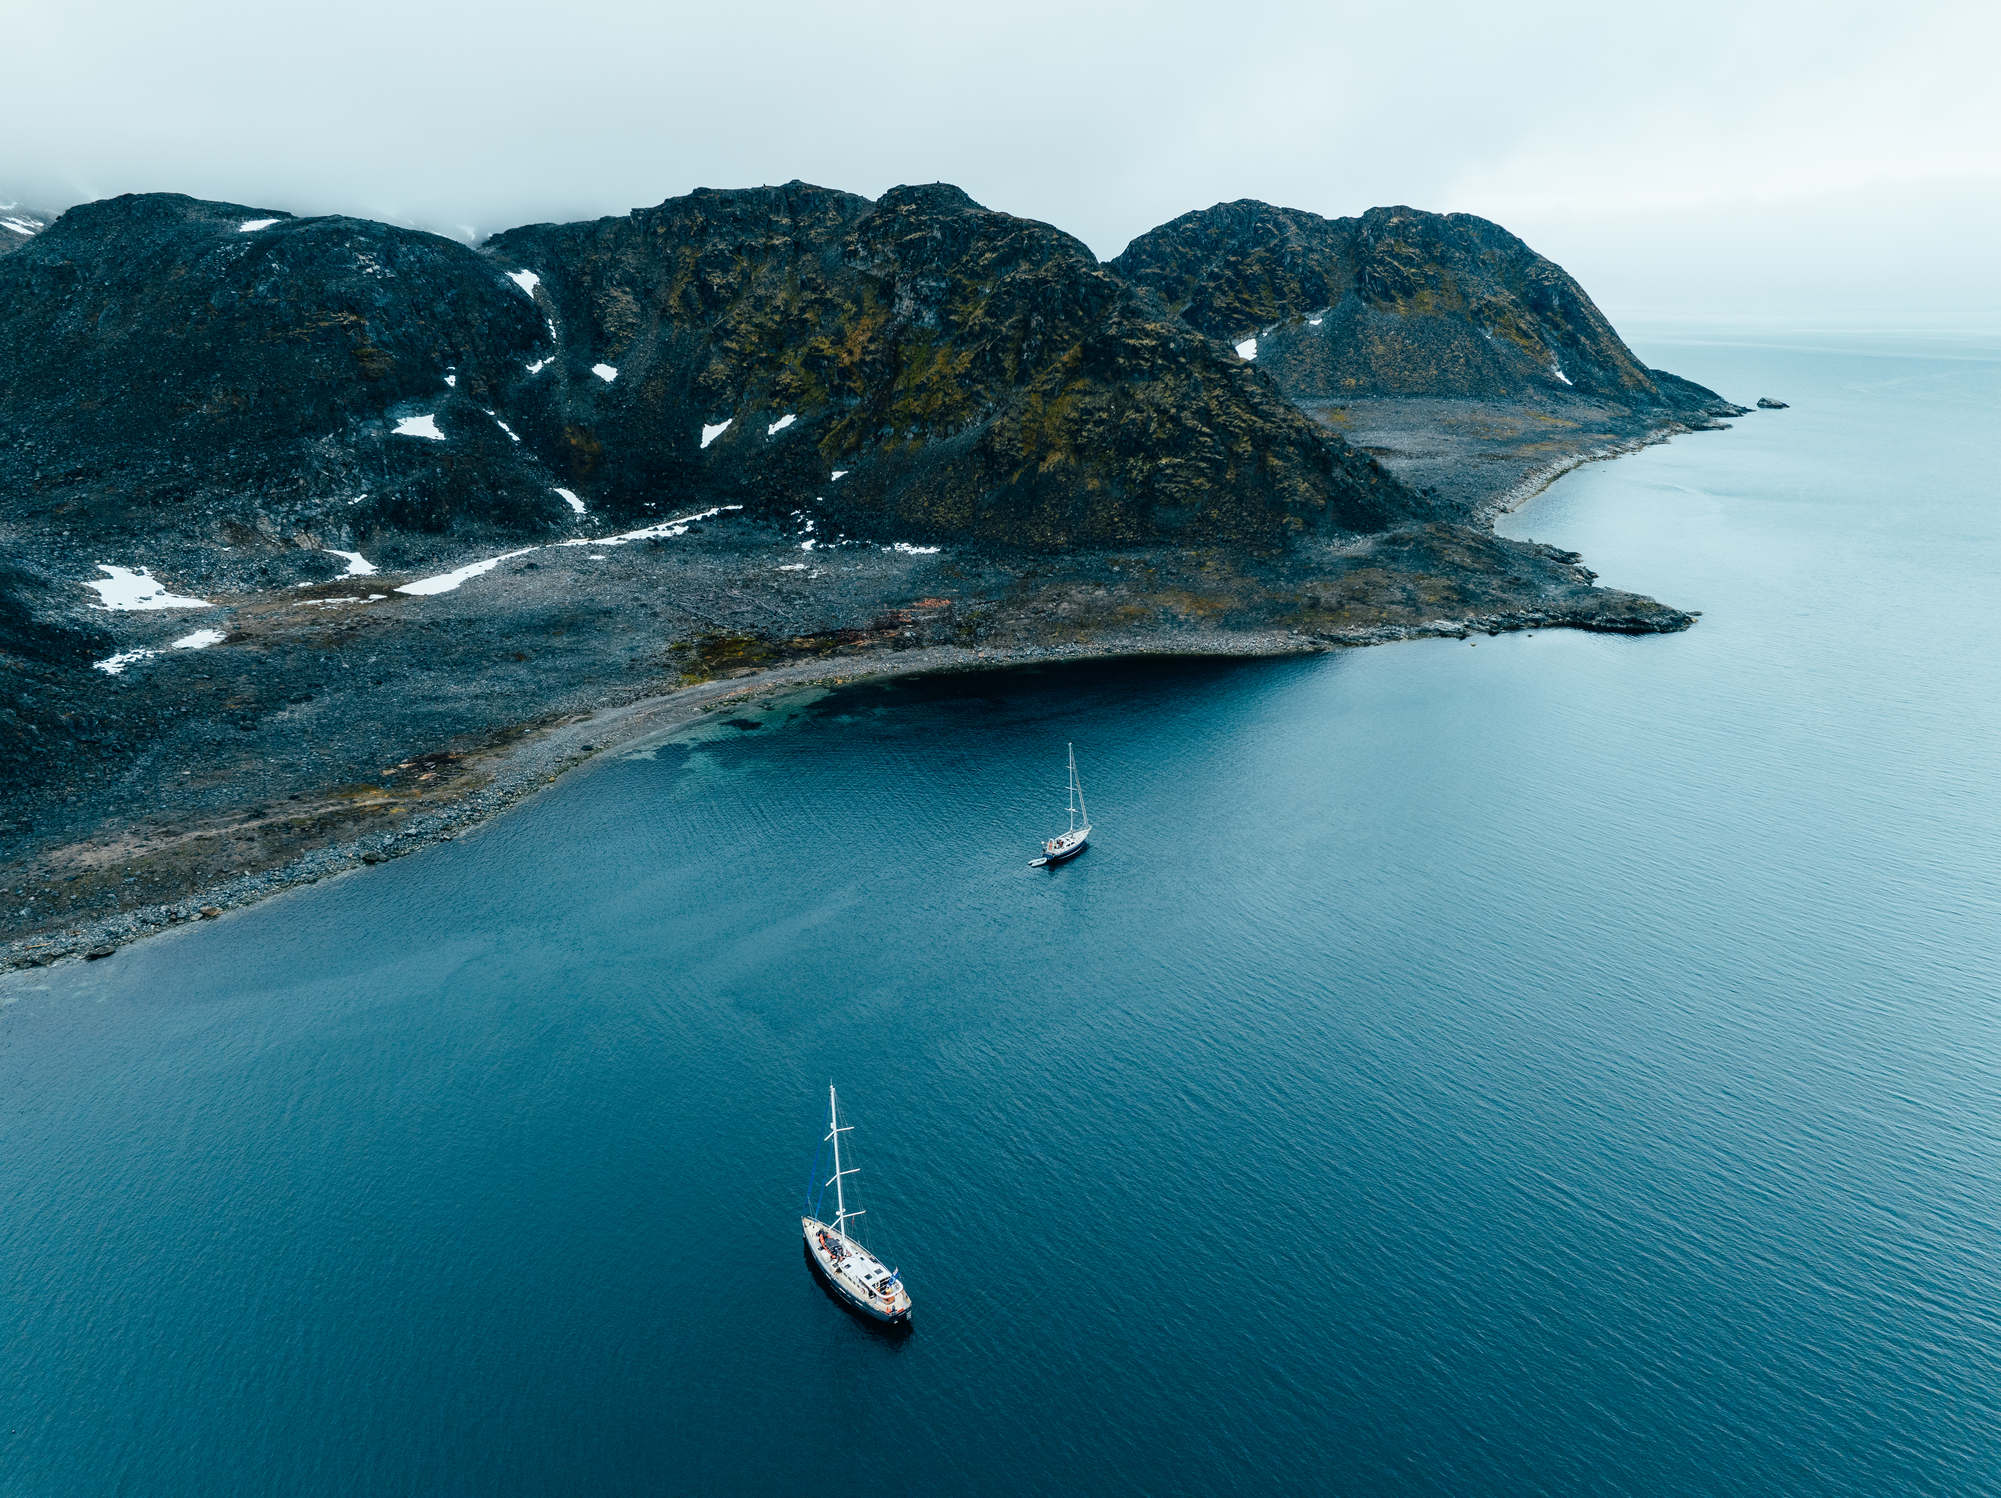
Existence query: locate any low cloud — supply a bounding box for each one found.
[7,0,1994,327]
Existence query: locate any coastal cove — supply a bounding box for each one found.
[3,331,1999,1494]
[0,181,1734,955]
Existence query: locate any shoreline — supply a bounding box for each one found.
[1481,421,1694,524]
[5,629,1338,973]
[6,413,1727,976]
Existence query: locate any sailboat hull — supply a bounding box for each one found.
[802,1216,912,1325]
[1035,819,1091,867]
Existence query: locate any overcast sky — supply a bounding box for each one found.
[6,0,1995,328]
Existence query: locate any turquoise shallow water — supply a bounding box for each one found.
[4,333,1999,1495]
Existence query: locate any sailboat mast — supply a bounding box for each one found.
[1067,743,1078,832]
[1074,747,1087,827]
[828,1084,846,1233]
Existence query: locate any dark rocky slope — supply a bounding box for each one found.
[486,181,1408,548]
[0,186,1413,594]
[0,193,564,585]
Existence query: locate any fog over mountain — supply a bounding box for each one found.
[7,0,1995,329]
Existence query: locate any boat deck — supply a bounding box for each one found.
[803,1216,910,1320]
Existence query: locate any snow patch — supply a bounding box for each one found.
[3,216,42,236]
[392,414,443,440]
[508,269,541,295]
[830,469,848,481]
[237,218,279,233]
[394,548,538,596]
[1550,363,1573,386]
[591,363,618,383]
[557,504,742,547]
[488,411,521,442]
[701,419,732,449]
[83,565,210,611]
[390,508,745,599]
[777,563,808,571]
[554,487,586,515]
[890,542,940,555]
[444,373,457,388]
[525,357,550,375]
[62,626,209,677]
[767,413,796,435]
[1234,337,1258,361]
[1308,317,1323,327]
[326,549,376,577]
[93,649,156,675]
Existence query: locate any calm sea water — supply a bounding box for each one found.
[4,333,1999,1496]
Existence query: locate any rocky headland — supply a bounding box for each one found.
[1110,200,1745,518]
[0,182,1744,965]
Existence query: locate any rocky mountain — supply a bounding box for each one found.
[0,194,559,581]
[1107,199,1745,517]
[0,185,1413,602]
[1,186,1741,592]
[1111,200,1738,419]
[485,182,1409,550]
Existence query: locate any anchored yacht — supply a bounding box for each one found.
[1031,743,1091,867]
[801,1085,911,1325]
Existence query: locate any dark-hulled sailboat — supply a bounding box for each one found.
[1031,743,1091,867]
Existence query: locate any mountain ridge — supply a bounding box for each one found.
[480,179,1411,551]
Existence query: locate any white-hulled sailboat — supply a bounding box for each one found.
[802,1085,911,1325]
[1030,743,1091,867]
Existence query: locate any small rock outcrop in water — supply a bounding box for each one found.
[1757,397,1790,409]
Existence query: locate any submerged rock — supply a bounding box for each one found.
[1757,397,1790,409]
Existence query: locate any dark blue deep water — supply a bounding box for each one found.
[4,333,2000,1496]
